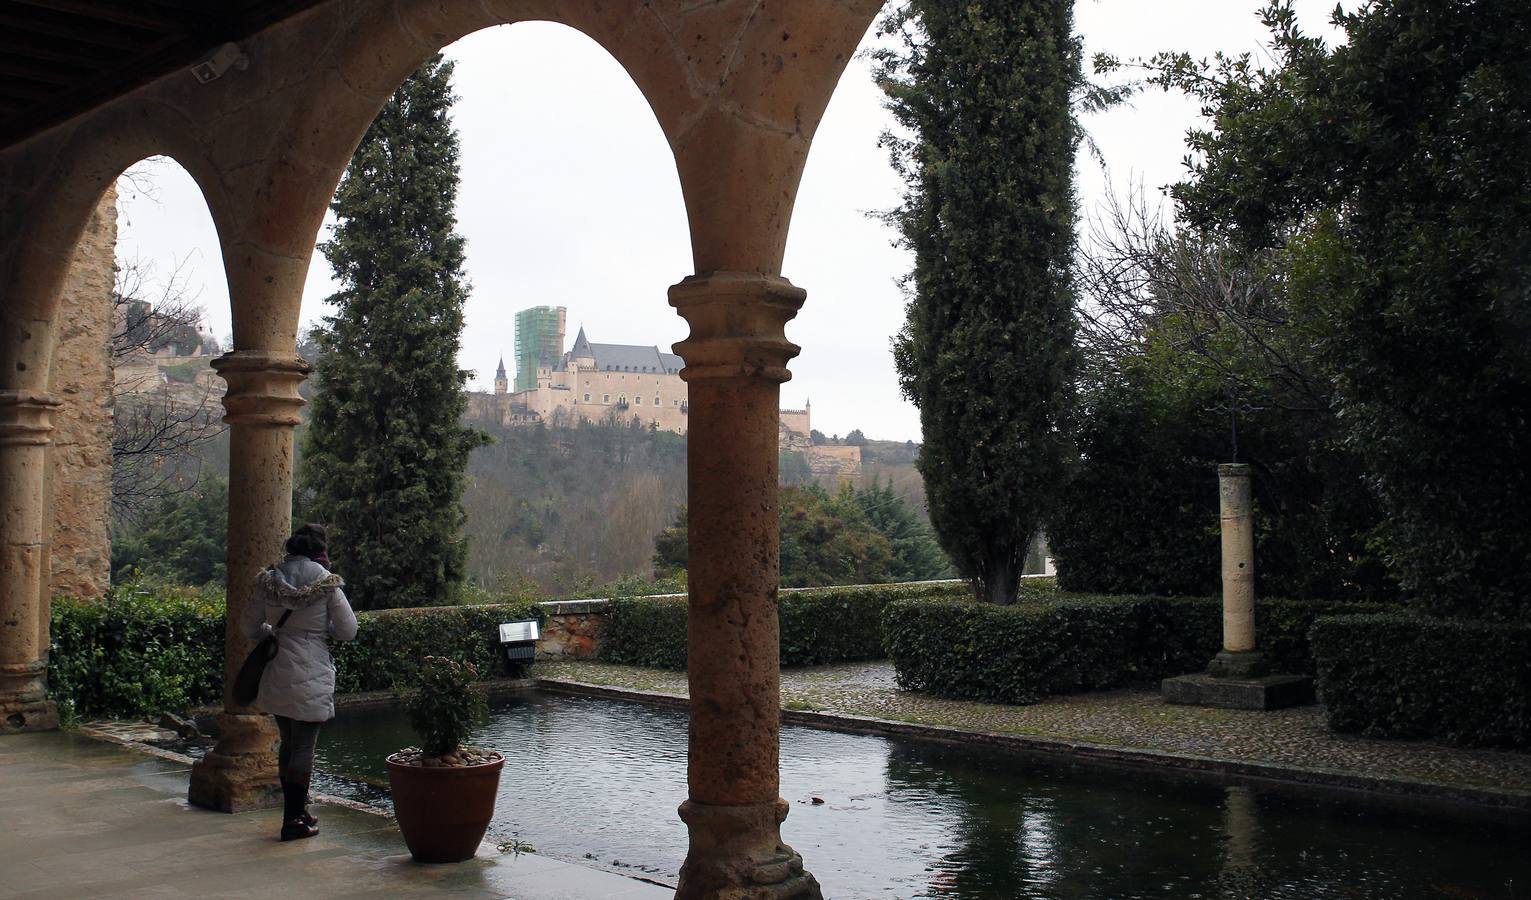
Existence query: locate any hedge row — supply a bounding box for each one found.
[1311,614,1531,749]
[600,581,972,670]
[882,595,1377,705]
[331,603,542,695]
[49,582,540,720]
[49,587,226,722]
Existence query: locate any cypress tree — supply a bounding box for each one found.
[876,1,1080,604]
[301,55,487,610]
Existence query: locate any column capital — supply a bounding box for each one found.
[0,391,61,446]
[211,350,311,427]
[669,272,806,384]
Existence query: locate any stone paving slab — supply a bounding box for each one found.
[534,659,1531,810]
[0,731,671,899]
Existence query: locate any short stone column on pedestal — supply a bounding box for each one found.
[1163,463,1313,710]
[0,391,63,733]
[187,351,309,812]
[670,272,822,900]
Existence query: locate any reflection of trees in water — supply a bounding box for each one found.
[883,743,1228,898]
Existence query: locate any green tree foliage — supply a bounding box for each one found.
[110,478,229,586]
[466,416,687,592]
[650,481,951,587]
[855,478,953,583]
[876,0,1080,604]
[300,56,487,610]
[779,483,895,588]
[1142,1,1531,619]
[650,504,689,580]
[1061,198,1392,600]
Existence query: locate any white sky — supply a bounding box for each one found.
[114,1,1347,443]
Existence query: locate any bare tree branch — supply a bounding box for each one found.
[110,253,225,521]
[1075,185,1328,413]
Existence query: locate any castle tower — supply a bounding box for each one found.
[570,326,595,368]
[514,306,567,391]
[494,356,508,395]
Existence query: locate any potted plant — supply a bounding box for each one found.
[386,655,504,863]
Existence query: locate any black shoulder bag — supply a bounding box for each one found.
[233,609,293,706]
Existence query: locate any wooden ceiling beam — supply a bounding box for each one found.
[0,13,147,51]
[4,0,203,33]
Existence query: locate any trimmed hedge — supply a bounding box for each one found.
[332,603,540,694]
[49,582,541,720]
[882,594,1377,704]
[1311,614,1531,749]
[49,586,225,722]
[601,581,972,671]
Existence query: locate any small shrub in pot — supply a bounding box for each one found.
[386,656,505,862]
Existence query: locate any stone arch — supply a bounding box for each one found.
[264,0,881,282]
[0,98,231,394]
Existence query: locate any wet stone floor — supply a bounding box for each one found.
[534,659,1531,799]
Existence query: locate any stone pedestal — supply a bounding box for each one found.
[187,351,308,812]
[1161,673,1314,710]
[0,391,62,733]
[670,272,821,900]
[1162,463,1311,710]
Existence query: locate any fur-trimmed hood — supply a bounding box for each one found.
[255,555,345,610]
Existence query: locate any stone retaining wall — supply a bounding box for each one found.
[536,598,621,660]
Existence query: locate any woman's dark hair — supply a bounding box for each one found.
[285,523,328,559]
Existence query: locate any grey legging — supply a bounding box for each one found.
[275,716,322,780]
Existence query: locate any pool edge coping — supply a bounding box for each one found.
[532,676,1531,820]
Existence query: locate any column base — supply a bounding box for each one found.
[187,712,280,812]
[676,798,822,900]
[1207,650,1270,679]
[1161,672,1315,710]
[0,660,59,733]
[0,698,59,733]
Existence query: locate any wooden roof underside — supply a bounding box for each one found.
[0,0,330,150]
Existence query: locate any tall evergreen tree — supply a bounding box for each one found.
[876,1,1081,603]
[301,56,487,610]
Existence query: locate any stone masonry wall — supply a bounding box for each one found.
[536,599,610,660]
[46,185,116,600]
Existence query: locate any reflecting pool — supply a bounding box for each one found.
[312,692,1528,898]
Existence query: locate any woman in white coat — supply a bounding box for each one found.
[241,523,358,842]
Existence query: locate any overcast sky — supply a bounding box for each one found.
[115,1,1347,443]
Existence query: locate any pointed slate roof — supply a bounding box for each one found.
[495,356,506,379]
[571,326,593,359]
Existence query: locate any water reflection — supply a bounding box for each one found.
[312,694,1530,898]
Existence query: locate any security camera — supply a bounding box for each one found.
[190,43,247,84]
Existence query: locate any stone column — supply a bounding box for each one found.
[1208,463,1266,678]
[187,350,308,812]
[670,272,821,900]
[0,391,62,733]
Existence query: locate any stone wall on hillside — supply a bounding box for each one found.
[46,185,116,600]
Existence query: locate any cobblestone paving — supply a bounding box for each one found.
[535,659,1531,795]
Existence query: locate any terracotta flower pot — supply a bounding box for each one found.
[386,751,504,863]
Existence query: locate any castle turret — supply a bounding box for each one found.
[494,356,508,395]
[571,326,595,368]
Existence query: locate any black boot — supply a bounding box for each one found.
[279,779,318,842]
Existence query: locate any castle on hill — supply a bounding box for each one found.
[465,306,861,477]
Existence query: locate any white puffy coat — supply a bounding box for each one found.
[240,555,358,722]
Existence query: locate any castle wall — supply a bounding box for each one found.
[45,186,116,599]
[779,408,810,437]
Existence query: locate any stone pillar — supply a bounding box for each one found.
[670,272,820,900]
[47,185,116,601]
[0,391,62,733]
[1208,463,1266,678]
[187,350,308,812]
